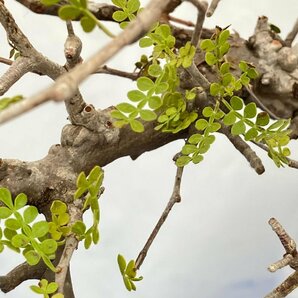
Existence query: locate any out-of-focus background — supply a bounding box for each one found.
[0,1,298,297]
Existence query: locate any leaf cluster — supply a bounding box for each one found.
[112,0,141,29]
[0,188,58,271]
[117,254,143,291]
[73,166,104,249]
[30,279,64,298]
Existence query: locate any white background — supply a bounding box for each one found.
[0,0,298,297]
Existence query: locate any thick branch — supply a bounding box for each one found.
[285,18,298,47]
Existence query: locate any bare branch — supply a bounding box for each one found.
[0,57,13,66]
[135,162,184,270]
[206,0,221,17]
[0,261,47,293]
[285,18,298,47]
[265,271,298,298]
[268,254,294,273]
[186,62,210,89]
[220,123,265,174]
[268,218,297,255]
[0,0,172,124]
[95,65,139,80]
[184,0,208,47]
[167,15,195,27]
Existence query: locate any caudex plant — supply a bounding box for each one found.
[0,0,298,297]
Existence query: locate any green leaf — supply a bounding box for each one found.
[202,107,214,117]
[80,16,96,32]
[0,188,13,209]
[76,172,88,188]
[31,221,49,238]
[111,110,128,120]
[137,77,154,91]
[205,52,217,66]
[210,122,221,132]
[14,193,27,210]
[0,207,12,219]
[72,220,86,235]
[182,144,197,155]
[270,23,281,33]
[139,37,153,48]
[4,228,17,240]
[52,294,64,298]
[58,5,81,20]
[192,154,204,164]
[230,96,243,110]
[239,61,248,72]
[240,73,250,85]
[139,110,157,121]
[58,213,70,226]
[92,227,100,244]
[128,90,146,103]
[79,0,87,8]
[222,73,233,87]
[116,103,137,113]
[282,147,291,156]
[112,11,127,22]
[148,64,162,77]
[40,239,58,255]
[195,119,208,131]
[245,127,258,141]
[11,234,29,248]
[247,68,258,79]
[210,83,221,96]
[219,42,230,57]
[30,285,44,294]
[84,234,92,249]
[129,119,144,132]
[5,218,21,230]
[223,111,236,126]
[200,39,216,52]
[123,276,132,291]
[112,0,126,8]
[127,0,140,13]
[24,250,40,266]
[244,102,257,118]
[40,0,60,5]
[148,96,162,109]
[175,156,192,167]
[23,206,39,224]
[220,62,230,75]
[126,260,136,278]
[256,112,270,126]
[188,134,203,145]
[117,254,127,274]
[51,200,67,215]
[46,282,59,294]
[218,29,230,45]
[231,121,246,135]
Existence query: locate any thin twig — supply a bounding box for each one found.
[285,18,298,47]
[206,0,221,17]
[0,57,12,66]
[268,218,297,255]
[135,164,184,270]
[0,0,172,124]
[268,254,293,272]
[55,201,83,294]
[186,62,210,89]
[220,123,265,174]
[185,0,208,47]
[245,85,279,120]
[167,15,195,27]
[95,65,139,80]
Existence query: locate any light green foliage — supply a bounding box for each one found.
[112,0,141,29]
[30,279,64,298]
[0,188,58,271]
[117,254,143,291]
[41,0,114,36]
[111,14,197,133]
[0,95,23,111]
[48,200,70,241]
[177,27,291,167]
[73,166,104,249]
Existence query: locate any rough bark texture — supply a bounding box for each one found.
[0,0,297,297]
